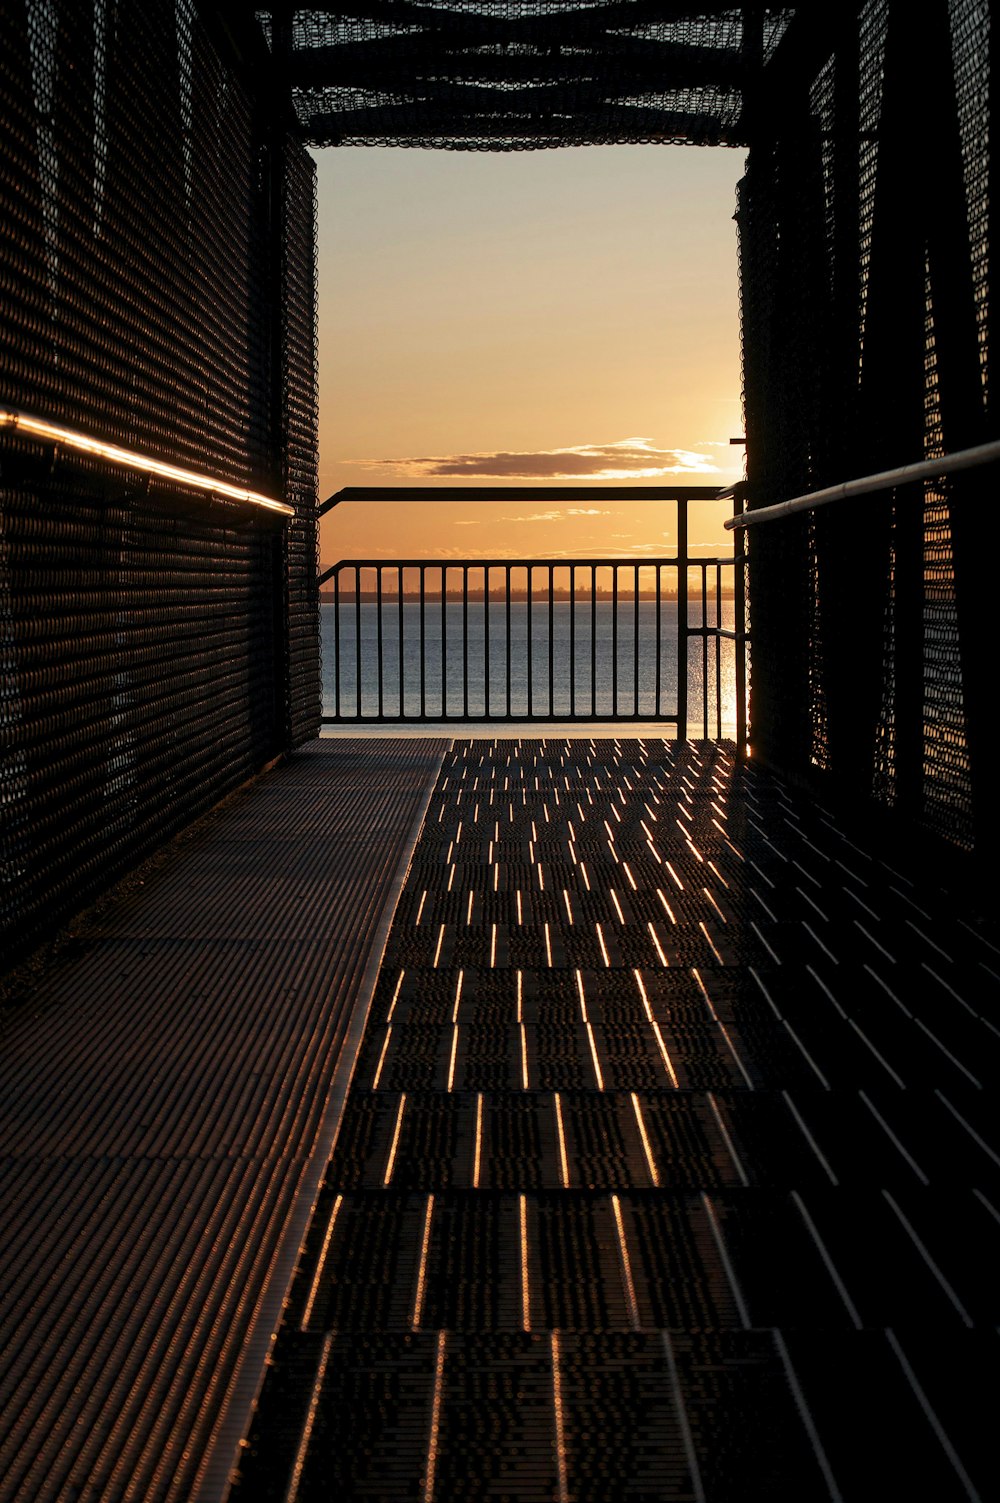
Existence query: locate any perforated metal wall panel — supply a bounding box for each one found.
[0,2,320,965]
[738,2,994,859]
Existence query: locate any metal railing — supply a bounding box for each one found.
[723,441,1000,850]
[319,554,742,739]
[723,437,1000,531]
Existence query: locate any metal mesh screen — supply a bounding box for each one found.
[281,129,322,746]
[738,0,994,858]
[263,3,795,151]
[1,2,319,966]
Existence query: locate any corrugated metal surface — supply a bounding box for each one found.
[238,737,1000,1502]
[0,738,444,1503]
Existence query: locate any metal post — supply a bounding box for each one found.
[677,498,689,741]
[632,564,640,716]
[528,566,534,718]
[570,564,577,717]
[484,565,491,718]
[701,565,709,738]
[655,563,662,718]
[734,492,748,758]
[548,564,555,716]
[398,565,405,717]
[590,566,597,717]
[612,565,619,716]
[463,565,469,719]
[506,565,512,718]
[333,566,341,718]
[376,565,384,719]
[354,566,362,718]
[420,566,426,718]
[442,566,448,718]
[715,561,722,739]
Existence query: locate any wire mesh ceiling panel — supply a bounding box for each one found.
[258,3,796,150]
[0,2,319,968]
[738,0,994,862]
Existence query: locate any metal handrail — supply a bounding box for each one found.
[317,552,735,587]
[321,483,727,515]
[0,406,293,516]
[724,437,1000,530]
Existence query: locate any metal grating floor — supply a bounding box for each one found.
[237,738,999,1503]
[0,738,446,1503]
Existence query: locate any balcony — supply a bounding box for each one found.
[1,730,996,1501]
[319,486,747,745]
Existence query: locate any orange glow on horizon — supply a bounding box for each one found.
[315,144,746,569]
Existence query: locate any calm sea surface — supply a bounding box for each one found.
[322,600,737,735]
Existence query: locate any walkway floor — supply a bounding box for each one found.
[2,737,998,1502]
[0,738,446,1503]
[234,738,999,1503]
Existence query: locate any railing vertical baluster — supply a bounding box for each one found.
[355,565,362,718]
[590,565,597,717]
[333,566,341,718]
[441,566,448,718]
[570,564,576,717]
[734,494,748,758]
[484,566,490,718]
[463,565,469,719]
[701,564,709,739]
[398,565,404,717]
[548,564,555,717]
[319,532,736,730]
[420,565,426,719]
[612,565,619,716]
[506,565,512,718]
[655,562,662,718]
[376,565,384,719]
[677,499,688,742]
[527,565,534,718]
[565,568,574,721]
[633,563,640,717]
[715,561,723,739]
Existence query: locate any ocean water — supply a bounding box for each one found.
[322,600,737,735]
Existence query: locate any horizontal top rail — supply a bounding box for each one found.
[318,553,737,587]
[0,407,294,517]
[725,437,1000,530]
[322,483,728,514]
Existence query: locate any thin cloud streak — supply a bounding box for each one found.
[455,506,614,526]
[412,540,732,561]
[349,437,722,480]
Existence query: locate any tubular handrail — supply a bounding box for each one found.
[321,483,728,515]
[724,437,1000,530]
[317,552,735,588]
[0,406,293,516]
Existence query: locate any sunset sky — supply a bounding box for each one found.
[314,143,747,569]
